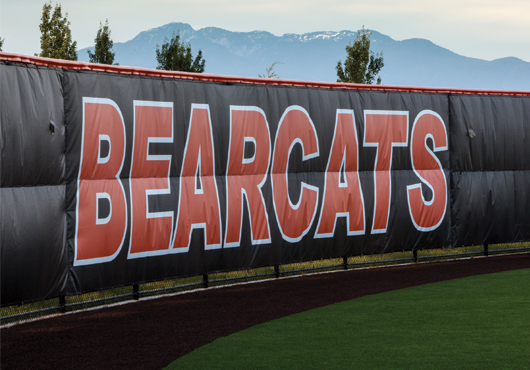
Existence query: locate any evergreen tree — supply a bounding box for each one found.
[156,32,205,72]
[87,19,116,64]
[38,2,77,60]
[0,37,4,52]
[336,26,384,84]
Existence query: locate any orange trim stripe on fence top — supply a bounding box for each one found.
[1,51,529,96]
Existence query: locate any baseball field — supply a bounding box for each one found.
[1,253,529,369]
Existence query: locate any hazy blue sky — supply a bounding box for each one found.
[1,0,529,62]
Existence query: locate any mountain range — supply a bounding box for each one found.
[79,22,530,90]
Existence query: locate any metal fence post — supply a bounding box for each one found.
[133,284,140,300]
[59,295,66,313]
[413,249,418,263]
[343,256,348,270]
[202,274,209,288]
[484,243,489,256]
[274,265,280,278]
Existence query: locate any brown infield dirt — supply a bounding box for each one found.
[2,253,530,370]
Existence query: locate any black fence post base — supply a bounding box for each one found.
[202,274,209,288]
[133,284,140,300]
[484,243,489,256]
[59,295,66,313]
[343,256,348,270]
[274,265,280,278]
[413,249,418,263]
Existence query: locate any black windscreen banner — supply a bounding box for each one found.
[2,63,529,305]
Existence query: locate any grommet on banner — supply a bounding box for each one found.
[49,120,58,134]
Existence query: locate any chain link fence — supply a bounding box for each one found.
[2,242,529,326]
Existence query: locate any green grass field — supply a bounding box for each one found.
[167,268,530,369]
